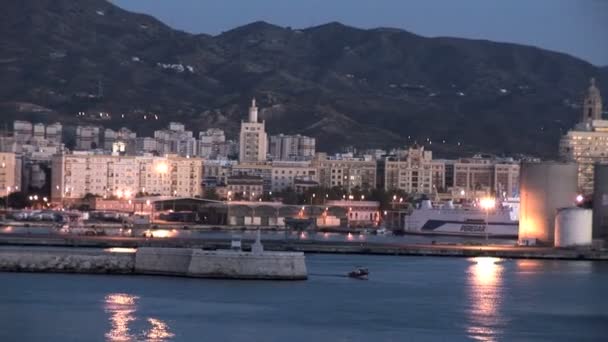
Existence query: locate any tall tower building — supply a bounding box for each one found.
[239,98,268,163]
[560,78,605,193]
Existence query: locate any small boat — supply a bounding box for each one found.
[348,267,369,280]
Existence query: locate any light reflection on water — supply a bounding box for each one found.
[105,294,138,341]
[104,293,174,341]
[466,257,505,342]
[146,318,175,341]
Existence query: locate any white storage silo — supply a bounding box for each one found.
[519,162,578,245]
[555,207,593,247]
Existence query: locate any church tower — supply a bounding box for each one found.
[582,78,603,123]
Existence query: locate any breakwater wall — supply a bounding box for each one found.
[135,247,307,280]
[0,247,308,280]
[0,248,134,274]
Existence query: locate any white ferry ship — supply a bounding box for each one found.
[404,200,519,238]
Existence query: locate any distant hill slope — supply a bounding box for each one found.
[1,0,606,157]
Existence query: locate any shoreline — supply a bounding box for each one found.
[0,234,606,261]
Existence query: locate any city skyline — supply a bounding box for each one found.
[2,2,608,341]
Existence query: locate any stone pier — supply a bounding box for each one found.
[0,246,308,280]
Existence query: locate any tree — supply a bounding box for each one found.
[327,186,346,200]
[1,192,28,209]
[204,188,219,200]
[302,186,329,205]
[277,187,299,205]
[261,192,273,202]
[83,193,100,200]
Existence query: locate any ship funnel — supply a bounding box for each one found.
[420,200,433,210]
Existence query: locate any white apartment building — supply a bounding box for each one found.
[239,99,268,163]
[45,123,63,144]
[13,121,33,143]
[104,127,136,151]
[0,152,21,195]
[135,137,158,153]
[33,123,45,141]
[51,153,203,201]
[154,123,197,157]
[451,156,520,197]
[198,128,226,159]
[382,145,445,194]
[13,121,62,145]
[232,162,272,192]
[203,160,236,187]
[76,126,102,150]
[560,78,606,193]
[269,134,316,161]
[270,161,318,192]
[314,153,377,191]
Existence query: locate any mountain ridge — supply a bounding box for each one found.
[0,0,606,157]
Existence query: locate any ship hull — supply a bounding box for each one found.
[404,209,519,238]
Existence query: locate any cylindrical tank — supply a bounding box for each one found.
[592,164,608,241]
[519,162,578,245]
[555,207,592,247]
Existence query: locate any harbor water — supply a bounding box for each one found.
[1,254,607,341]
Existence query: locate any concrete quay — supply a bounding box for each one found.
[0,234,607,261]
[0,245,308,280]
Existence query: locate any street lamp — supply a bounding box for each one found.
[479,197,496,242]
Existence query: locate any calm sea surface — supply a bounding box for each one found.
[0,255,607,341]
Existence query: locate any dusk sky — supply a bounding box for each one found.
[114,0,608,66]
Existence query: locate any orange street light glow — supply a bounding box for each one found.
[480,197,496,210]
[155,162,169,174]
